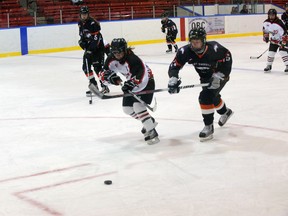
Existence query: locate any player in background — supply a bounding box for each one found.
[263,8,288,73]
[98,38,159,145]
[167,27,233,142]
[281,3,288,30]
[78,6,110,96]
[161,12,178,53]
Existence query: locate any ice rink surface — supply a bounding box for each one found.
[0,36,288,216]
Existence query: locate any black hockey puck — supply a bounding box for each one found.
[104,180,112,185]
[89,100,92,104]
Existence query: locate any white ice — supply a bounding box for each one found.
[0,36,288,216]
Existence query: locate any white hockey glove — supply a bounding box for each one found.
[208,72,225,89]
[168,77,181,94]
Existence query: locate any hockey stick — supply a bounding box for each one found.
[250,48,269,59]
[85,57,93,104]
[127,89,157,112]
[89,83,209,99]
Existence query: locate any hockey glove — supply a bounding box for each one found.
[280,35,287,47]
[161,27,165,33]
[208,72,225,89]
[168,77,181,94]
[84,50,93,62]
[104,70,122,85]
[78,39,87,50]
[122,80,137,93]
[263,33,269,43]
[83,29,92,40]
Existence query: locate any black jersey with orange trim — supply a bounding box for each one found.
[168,41,232,83]
[162,19,178,37]
[78,17,101,41]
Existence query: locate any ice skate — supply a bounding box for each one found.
[174,45,178,52]
[141,118,158,137]
[166,49,172,53]
[199,124,214,142]
[144,128,160,145]
[284,65,288,73]
[264,65,272,73]
[218,108,234,127]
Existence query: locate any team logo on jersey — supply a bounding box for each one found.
[214,44,218,52]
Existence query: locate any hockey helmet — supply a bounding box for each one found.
[161,12,169,24]
[80,6,89,14]
[268,8,277,16]
[111,38,127,54]
[188,27,207,54]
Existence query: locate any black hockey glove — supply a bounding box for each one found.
[161,27,165,33]
[104,70,122,85]
[122,80,137,93]
[78,39,87,50]
[168,77,181,94]
[84,50,93,61]
[263,33,269,43]
[83,29,92,40]
[208,72,225,89]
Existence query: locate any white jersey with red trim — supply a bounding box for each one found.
[104,51,153,93]
[263,17,286,44]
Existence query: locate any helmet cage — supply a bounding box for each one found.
[188,27,207,54]
[111,38,127,55]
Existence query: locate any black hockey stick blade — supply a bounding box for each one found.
[250,56,261,59]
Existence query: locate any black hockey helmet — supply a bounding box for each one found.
[161,12,169,24]
[111,38,127,54]
[268,8,277,16]
[161,11,169,18]
[80,6,89,14]
[189,27,207,41]
[188,27,207,54]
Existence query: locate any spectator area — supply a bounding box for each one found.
[0,0,286,28]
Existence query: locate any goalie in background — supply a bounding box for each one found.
[167,27,233,142]
[98,38,159,145]
[161,12,178,53]
[263,8,288,73]
[78,6,110,96]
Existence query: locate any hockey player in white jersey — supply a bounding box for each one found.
[263,8,288,73]
[99,38,159,145]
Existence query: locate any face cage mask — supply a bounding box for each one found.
[190,38,206,54]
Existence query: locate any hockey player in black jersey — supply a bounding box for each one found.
[263,8,288,73]
[161,12,178,53]
[281,3,288,30]
[78,6,109,96]
[167,27,233,141]
[98,38,159,145]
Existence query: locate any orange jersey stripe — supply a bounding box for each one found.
[200,104,214,110]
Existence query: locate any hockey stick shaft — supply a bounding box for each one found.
[85,57,93,103]
[120,83,157,112]
[89,83,209,99]
[127,89,157,112]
